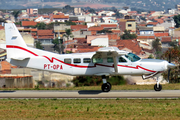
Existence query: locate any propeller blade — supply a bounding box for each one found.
[167,69,170,83]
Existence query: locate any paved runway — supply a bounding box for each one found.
[0,90,180,99]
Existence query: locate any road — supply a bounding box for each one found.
[0,90,180,99]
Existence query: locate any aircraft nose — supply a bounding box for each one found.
[167,63,176,69]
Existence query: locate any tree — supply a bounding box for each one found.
[52,38,64,54]
[161,47,180,83]
[112,11,123,18]
[11,10,20,22]
[152,38,162,58]
[88,9,96,13]
[120,30,137,40]
[65,21,76,25]
[173,15,180,28]
[36,22,46,30]
[35,41,43,50]
[63,29,74,40]
[97,29,112,34]
[0,18,6,23]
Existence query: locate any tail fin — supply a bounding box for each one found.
[5,23,29,60]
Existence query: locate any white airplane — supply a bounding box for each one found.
[5,23,176,92]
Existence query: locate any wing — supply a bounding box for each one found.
[92,47,127,73]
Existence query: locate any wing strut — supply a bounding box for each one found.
[113,56,118,73]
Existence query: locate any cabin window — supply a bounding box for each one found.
[73,58,81,63]
[64,58,71,64]
[83,58,91,63]
[93,58,103,63]
[125,53,141,62]
[119,57,127,62]
[107,57,113,63]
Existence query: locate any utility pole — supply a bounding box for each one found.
[58,25,61,54]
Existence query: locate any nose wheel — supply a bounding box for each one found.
[101,82,111,92]
[154,84,162,91]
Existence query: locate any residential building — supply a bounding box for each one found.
[161,36,172,48]
[88,26,104,35]
[116,40,145,57]
[137,26,154,36]
[119,19,136,33]
[52,15,69,22]
[34,16,51,24]
[74,8,82,15]
[156,17,175,30]
[21,21,37,28]
[87,35,109,47]
[36,30,54,52]
[153,26,165,33]
[27,8,38,15]
[176,4,180,11]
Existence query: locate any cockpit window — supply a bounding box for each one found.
[125,53,141,62]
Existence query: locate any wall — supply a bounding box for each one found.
[91,37,109,47]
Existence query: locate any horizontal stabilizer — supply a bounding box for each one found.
[11,57,30,61]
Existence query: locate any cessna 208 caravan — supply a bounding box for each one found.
[5,23,176,92]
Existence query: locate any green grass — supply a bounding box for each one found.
[0,99,180,119]
[1,83,180,91]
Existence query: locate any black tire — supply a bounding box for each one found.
[101,82,111,92]
[154,84,162,91]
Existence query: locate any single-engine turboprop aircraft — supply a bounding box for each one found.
[5,23,176,92]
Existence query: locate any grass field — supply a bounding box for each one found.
[0,99,180,119]
[1,83,180,91]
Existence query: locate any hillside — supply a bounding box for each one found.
[0,0,179,11]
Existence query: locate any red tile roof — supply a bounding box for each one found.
[111,29,121,33]
[147,22,158,25]
[154,19,164,24]
[154,33,169,37]
[0,25,4,30]
[37,30,54,39]
[37,30,54,36]
[137,36,155,39]
[88,26,104,31]
[22,21,37,27]
[117,40,144,55]
[71,25,87,30]
[101,24,117,28]
[108,34,120,40]
[53,15,69,19]
[75,46,101,53]
[161,36,171,43]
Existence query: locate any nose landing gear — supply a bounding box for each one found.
[154,75,162,91]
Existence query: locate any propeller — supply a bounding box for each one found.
[167,53,171,83]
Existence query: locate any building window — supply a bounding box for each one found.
[74,58,81,63]
[64,58,71,64]
[83,58,91,63]
[128,24,132,27]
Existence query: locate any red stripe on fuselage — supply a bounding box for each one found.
[118,65,156,73]
[6,45,156,72]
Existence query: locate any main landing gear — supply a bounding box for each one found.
[101,75,111,92]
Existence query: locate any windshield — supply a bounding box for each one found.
[125,53,141,62]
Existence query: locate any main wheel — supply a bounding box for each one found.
[154,84,162,91]
[101,82,111,92]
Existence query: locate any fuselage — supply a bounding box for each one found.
[6,45,168,76]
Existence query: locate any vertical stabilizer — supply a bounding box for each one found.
[5,23,27,47]
[5,23,29,60]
